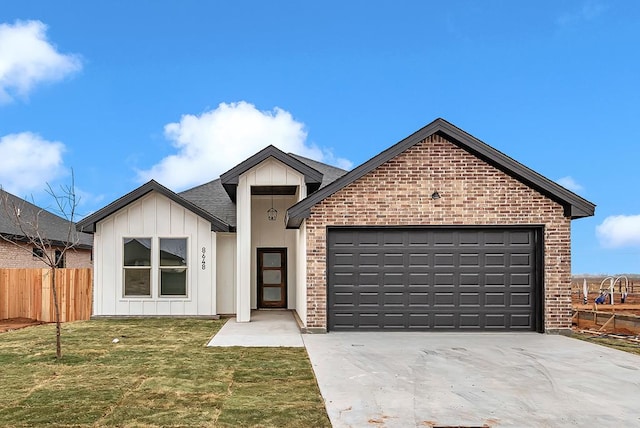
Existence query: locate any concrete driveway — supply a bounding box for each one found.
[303,333,640,427]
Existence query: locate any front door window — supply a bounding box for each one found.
[258,248,286,308]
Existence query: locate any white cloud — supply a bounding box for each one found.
[0,132,66,195]
[596,215,640,248]
[138,101,352,190]
[557,1,607,26]
[556,176,584,192]
[0,20,81,103]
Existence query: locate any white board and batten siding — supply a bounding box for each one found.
[216,233,237,315]
[92,192,217,316]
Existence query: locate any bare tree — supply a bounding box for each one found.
[0,174,81,359]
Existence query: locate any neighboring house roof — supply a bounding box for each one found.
[76,180,231,233]
[286,118,596,228]
[0,189,93,248]
[219,145,324,202]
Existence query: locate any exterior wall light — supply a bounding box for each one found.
[431,191,441,200]
[267,194,278,221]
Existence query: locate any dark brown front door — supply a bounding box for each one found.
[258,248,287,308]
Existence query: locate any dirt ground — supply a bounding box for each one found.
[0,318,44,333]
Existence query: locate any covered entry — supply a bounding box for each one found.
[327,227,542,331]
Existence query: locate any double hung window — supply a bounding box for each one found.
[123,237,188,297]
[123,238,152,297]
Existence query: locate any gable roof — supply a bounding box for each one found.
[76,180,230,233]
[0,189,93,248]
[179,154,348,229]
[286,118,596,228]
[219,145,324,202]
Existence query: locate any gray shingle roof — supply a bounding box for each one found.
[0,189,93,248]
[288,154,348,188]
[180,179,238,228]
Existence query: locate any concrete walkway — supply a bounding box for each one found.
[303,332,640,427]
[207,310,304,347]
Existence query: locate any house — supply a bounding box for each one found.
[0,189,93,268]
[77,118,595,333]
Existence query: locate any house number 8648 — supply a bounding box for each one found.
[201,247,206,270]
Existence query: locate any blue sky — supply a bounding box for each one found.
[1,1,639,274]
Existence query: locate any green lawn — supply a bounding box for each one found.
[0,318,330,427]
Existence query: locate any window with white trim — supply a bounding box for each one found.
[123,238,151,297]
[159,238,188,297]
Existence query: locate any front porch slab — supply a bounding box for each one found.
[207,310,304,347]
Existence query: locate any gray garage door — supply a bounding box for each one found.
[327,227,541,331]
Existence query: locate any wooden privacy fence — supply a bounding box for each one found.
[0,268,92,322]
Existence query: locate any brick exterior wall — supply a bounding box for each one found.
[0,240,92,268]
[305,134,572,332]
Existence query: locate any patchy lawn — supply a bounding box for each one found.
[572,331,640,356]
[0,318,330,427]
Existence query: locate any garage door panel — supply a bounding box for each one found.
[485,314,507,328]
[383,272,404,286]
[460,273,480,286]
[359,253,379,266]
[409,253,429,267]
[408,232,429,246]
[433,313,456,328]
[485,292,507,307]
[459,253,480,266]
[408,313,429,328]
[459,292,480,306]
[510,314,533,327]
[358,272,379,286]
[459,230,480,246]
[408,272,429,286]
[383,231,405,246]
[460,314,481,328]
[484,231,506,246]
[383,292,405,306]
[511,273,532,286]
[485,253,506,266]
[434,292,455,306]
[434,273,455,286]
[510,231,532,245]
[510,292,532,307]
[485,273,506,286]
[407,291,429,304]
[511,253,531,266]
[433,231,455,246]
[359,291,379,306]
[328,228,539,331]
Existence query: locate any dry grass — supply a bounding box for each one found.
[0,318,330,427]
[571,331,640,356]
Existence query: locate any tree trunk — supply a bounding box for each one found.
[51,267,62,359]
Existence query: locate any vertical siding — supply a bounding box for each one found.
[93,192,214,316]
[216,233,237,314]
